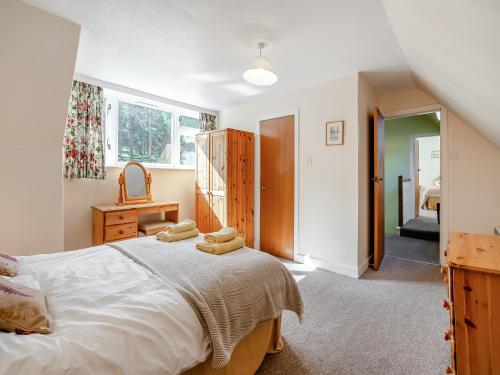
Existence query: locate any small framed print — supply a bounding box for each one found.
[325,120,344,146]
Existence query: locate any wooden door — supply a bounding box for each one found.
[260,116,294,260]
[372,108,385,270]
[195,133,210,233]
[210,131,227,231]
[414,138,420,217]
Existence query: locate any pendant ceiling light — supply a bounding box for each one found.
[243,42,278,86]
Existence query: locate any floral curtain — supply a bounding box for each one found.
[200,112,216,132]
[64,81,106,180]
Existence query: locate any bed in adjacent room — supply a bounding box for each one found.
[420,177,441,212]
[0,235,303,375]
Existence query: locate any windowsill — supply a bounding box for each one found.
[106,163,195,171]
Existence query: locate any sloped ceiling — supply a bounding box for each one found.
[18,0,499,146]
[382,0,500,147]
[21,0,414,110]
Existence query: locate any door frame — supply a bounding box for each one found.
[409,132,440,220]
[382,104,449,265]
[255,109,299,261]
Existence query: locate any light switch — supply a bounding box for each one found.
[307,156,313,166]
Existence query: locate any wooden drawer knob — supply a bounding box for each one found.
[440,266,447,274]
[119,215,124,220]
[442,300,451,310]
[119,230,124,235]
[446,366,453,374]
[444,329,452,341]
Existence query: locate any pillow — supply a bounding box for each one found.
[0,277,52,334]
[0,251,17,277]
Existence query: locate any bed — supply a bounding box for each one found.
[0,235,302,375]
[421,178,441,211]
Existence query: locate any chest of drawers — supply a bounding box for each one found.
[443,232,500,374]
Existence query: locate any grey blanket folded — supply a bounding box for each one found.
[109,235,303,369]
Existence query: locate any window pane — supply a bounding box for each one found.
[180,135,196,166]
[179,115,200,129]
[117,101,172,164]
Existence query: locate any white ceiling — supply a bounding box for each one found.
[20,0,500,147]
[21,0,414,110]
[382,0,500,146]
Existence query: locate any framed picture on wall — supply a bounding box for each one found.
[325,120,344,146]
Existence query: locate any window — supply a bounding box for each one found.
[117,101,172,164]
[179,115,200,129]
[180,135,196,166]
[104,90,200,169]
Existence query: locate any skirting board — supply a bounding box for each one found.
[295,254,370,279]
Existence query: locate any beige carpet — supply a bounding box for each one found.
[257,256,450,375]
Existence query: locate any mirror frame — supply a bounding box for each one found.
[117,161,152,205]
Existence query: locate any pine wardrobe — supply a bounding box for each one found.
[195,128,254,247]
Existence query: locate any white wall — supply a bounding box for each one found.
[64,168,195,250]
[219,74,364,277]
[417,135,440,188]
[448,113,500,235]
[0,0,80,255]
[379,88,438,114]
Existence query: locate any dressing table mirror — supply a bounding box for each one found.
[117,162,152,205]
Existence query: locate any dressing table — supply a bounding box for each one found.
[92,162,180,246]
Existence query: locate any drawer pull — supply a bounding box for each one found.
[440,266,447,274]
[119,230,124,235]
[444,329,452,341]
[119,215,124,220]
[446,366,452,374]
[442,300,451,311]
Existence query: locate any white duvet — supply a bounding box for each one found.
[0,245,211,375]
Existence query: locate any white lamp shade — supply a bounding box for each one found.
[243,56,278,86]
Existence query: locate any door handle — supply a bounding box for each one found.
[371,177,384,182]
[261,185,267,191]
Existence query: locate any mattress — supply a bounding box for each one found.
[421,185,441,210]
[424,187,441,198]
[0,246,211,375]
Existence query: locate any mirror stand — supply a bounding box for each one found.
[116,162,153,206]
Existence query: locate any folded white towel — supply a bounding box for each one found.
[204,227,237,244]
[196,237,245,255]
[156,228,200,242]
[166,219,196,234]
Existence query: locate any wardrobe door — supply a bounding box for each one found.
[209,131,227,231]
[226,130,254,247]
[195,133,210,233]
[196,192,211,233]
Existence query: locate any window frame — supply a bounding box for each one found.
[104,89,199,170]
